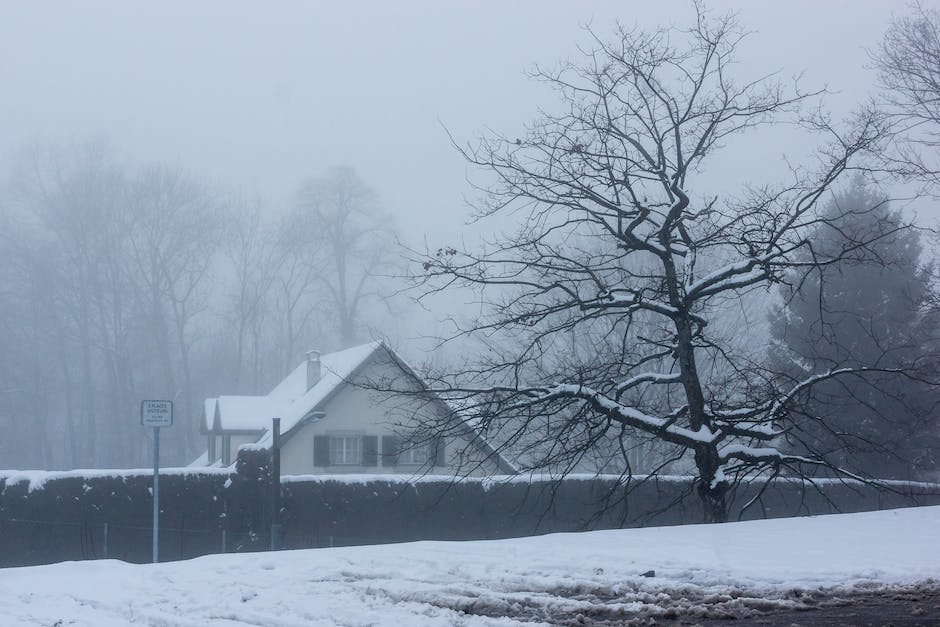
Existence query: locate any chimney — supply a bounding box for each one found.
[306,349,321,391]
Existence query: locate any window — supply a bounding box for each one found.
[329,433,362,465]
[400,443,430,466]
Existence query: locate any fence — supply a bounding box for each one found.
[1,449,938,568]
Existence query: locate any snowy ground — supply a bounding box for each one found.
[0,506,938,626]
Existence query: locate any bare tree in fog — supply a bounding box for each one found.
[874,2,940,186]
[0,141,224,467]
[294,166,396,348]
[410,9,922,523]
[221,198,281,393]
[128,164,220,452]
[7,141,129,466]
[270,212,326,375]
[0,210,61,467]
[0,148,405,468]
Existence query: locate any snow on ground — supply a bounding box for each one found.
[0,506,938,626]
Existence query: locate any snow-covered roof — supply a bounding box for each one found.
[269,342,380,402]
[207,342,381,436]
[202,398,218,432]
[254,342,382,447]
[214,395,288,432]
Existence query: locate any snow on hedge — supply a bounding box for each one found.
[2,466,938,494]
[0,467,232,493]
[0,505,937,625]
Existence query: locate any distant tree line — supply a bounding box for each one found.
[0,142,397,468]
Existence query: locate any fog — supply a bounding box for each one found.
[0,1,908,236]
[0,1,933,469]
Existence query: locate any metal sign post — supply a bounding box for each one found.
[152,424,160,563]
[141,400,173,564]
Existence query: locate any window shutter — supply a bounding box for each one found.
[313,435,330,467]
[433,437,446,467]
[362,435,378,467]
[382,435,400,467]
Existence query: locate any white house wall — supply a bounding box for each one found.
[278,353,500,476]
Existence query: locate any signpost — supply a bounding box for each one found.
[141,400,173,563]
[271,417,281,551]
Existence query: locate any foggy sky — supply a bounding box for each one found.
[0,1,925,248]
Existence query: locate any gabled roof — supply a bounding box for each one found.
[255,341,381,446]
[376,347,519,475]
[269,341,380,405]
[204,342,381,435]
[201,398,217,433]
[215,396,285,432]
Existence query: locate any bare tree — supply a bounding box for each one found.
[294,166,395,348]
[221,197,281,392]
[0,211,60,467]
[1,140,230,468]
[270,212,327,375]
[873,2,940,185]
[412,10,912,523]
[6,140,132,466]
[128,164,221,457]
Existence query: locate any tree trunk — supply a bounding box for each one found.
[663,253,726,523]
[173,303,196,456]
[698,477,729,524]
[694,442,728,522]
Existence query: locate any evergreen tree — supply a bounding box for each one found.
[769,181,939,479]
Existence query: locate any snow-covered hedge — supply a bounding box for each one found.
[1,447,938,568]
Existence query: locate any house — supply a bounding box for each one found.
[198,341,516,476]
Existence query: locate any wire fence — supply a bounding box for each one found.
[0,516,267,564]
[0,517,369,565]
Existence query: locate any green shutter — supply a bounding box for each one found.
[433,437,446,467]
[362,435,378,467]
[313,435,330,467]
[382,435,400,467]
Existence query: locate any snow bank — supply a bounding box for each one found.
[0,505,937,625]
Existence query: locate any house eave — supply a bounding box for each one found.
[216,428,267,436]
